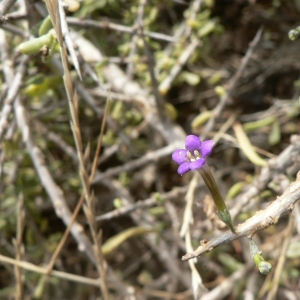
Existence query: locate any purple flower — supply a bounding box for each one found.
[172,135,214,175]
[172,135,235,232]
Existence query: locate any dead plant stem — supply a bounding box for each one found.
[44,0,110,297]
[266,214,294,300]
[14,193,25,300]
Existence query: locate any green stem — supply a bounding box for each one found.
[197,162,235,233]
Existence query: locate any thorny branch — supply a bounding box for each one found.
[67,17,177,43]
[0,0,17,19]
[96,186,188,222]
[182,167,300,261]
[230,134,300,220]
[202,26,263,139]
[1,0,300,299]
[0,29,29,141]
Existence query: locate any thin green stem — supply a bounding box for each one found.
[197,162,235,233]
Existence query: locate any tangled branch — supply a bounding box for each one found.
[182,169,300,261]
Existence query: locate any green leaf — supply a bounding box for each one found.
[191,111,212,129]
[23,76,62,97]
[102,227,156,255]
[233,123,267,167]
[19,29,56,55]
[243,116,276,131]
[38,16,53,37]
[268,121,281,146]
[226,182,244,199]
[181,71,201,86]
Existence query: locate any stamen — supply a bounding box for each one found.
[194,150,201,158]
[187,151,193,160]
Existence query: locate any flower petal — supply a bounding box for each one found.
[172,149,187,164]
[178,162,191,175]
[189,158,205,170]
[185,135,201,152]
[201,140,214,157]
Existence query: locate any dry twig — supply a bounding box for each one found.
[202,27,263,139]
[14,93,97,262]
[266,214,294,300]
[182,168,300,261]
[13,193,25,300]
[72,31,186,145]
[0,0,17,19]
[96,186,187,222]
[126,0,147,78]
[199,265,251,300]
[159,38,200,94]
[0,254,100,287]
[230,135,300,220]
[0,29,29,141]
[67,17,177,43]
[180,174,207,299]
[0,25,96,269]
[44,0,109,297]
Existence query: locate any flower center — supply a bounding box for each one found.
[187,150,202,162]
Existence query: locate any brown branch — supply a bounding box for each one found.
[71,31,186,146]
[44,1,113,298]
[67,17,177,43]
[0,0,17,19]
[101,178,192,288]
[14,96,97,263]
[126,0,147,78]
[0,28,29,141]
[200,265,252,300]
[230,134,300,220]
[266,214,294,300]
[202,26,263,139]
[182,170,300,261]
[93,144,176,184]
[13,193,25,300]
[159,38,200,94]
[96,186,188,222]
[0,254,100,287]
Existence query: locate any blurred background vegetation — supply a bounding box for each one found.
[0,0,300,299]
